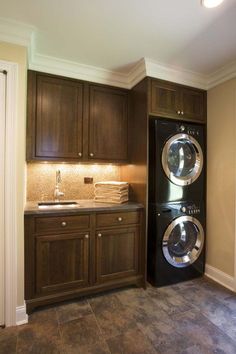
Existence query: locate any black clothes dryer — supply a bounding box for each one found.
[147,201,205,287]
[149,118,206,204]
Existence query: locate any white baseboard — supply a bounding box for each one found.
[205,264,235,292]
[16,302,28,325]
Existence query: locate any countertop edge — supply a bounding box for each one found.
[24,200,144,216]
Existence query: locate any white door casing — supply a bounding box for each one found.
[0,70,6,326]
[0,60,18,326]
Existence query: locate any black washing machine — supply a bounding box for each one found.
[147,201,205,287]
[149,117,206,204]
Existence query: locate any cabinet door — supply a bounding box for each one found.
[150,79,181,119]
[181,88,206,122]
[88,85,128,161]
[35,74,83,159]
[95,227,139,284]
[35,232,89,295]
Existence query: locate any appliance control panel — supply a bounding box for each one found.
[177,124,200,137]
[180,204,200,215]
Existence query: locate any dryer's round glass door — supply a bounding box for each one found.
[162,134,203,186]
[162,216,204,268]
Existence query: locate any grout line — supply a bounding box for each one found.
[55,306,69,354]
[200,311,236,346]
[87,299,112,354]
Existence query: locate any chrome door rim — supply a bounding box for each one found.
[162,133,203,186]
[162,215,204,268]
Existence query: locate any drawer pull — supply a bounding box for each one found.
[98,233,102,238]
[117,217,123,222]
[61,222,67,227]
[89,153,94,157]
[177,110,181,115]
[85,234,89,239]
[181,111,184,115]
[78,152,82,157]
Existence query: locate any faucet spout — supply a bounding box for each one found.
[54,169,64,201]
[56,169,62,184]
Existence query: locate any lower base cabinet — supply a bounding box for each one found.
[36,232,90,295]
[24,208,144,313]
[96,226,139,284]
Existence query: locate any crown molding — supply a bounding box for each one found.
[145,58,208,90]
[29,53,208,90]
[207,60,236,89]
[0,17,34,47]
[1,17,235,90]
[127,58,146,88]
[29,52,147,90]
[29,51,131,89]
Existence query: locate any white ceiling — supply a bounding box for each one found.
[0,0,236,77]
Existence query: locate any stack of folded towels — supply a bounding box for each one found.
[94,181,129,204]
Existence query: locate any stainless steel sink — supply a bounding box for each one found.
[38,201,79,208]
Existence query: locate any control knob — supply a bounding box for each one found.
[180,125,185,132]
[181,206,186,213]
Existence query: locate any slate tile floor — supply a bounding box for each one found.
[1,277,236,354]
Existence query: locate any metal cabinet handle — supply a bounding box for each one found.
[61,221,67,227]
[181,111,184,115]
[177,110,181,115]
[85,234,89,239]
[117,217,123,222]
[89,153,94,157]
[98,233,102,237]
[78,152,82,157]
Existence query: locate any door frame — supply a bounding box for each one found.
[0,68,6,326]
[0,60,18,326]
[235,88,236,293]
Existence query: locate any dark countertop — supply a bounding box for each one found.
[24,200,144,216]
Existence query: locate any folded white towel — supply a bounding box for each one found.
[94,181,128,186]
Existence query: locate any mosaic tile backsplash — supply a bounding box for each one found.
[27,163,121,201]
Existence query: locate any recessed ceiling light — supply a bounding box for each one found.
[202,0,224,8]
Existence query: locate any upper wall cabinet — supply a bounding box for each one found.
[149,79,206,122]
[88,85,128,161]
[27,71,129,162]
[27,72,84,160]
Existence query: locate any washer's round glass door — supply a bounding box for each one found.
[162,216,204,268]
[162,134,203,186]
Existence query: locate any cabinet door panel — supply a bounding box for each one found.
[36,75,83,158]
[36,233,89,294]
[181,89,206,122]
[89,85,128,161]
[150,80,180,118]
[96,227,139,283]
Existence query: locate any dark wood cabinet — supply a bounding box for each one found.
[24,207,144,313]
[36,232,89,295]
[95,227,139,284]
[27,71,129,162]
[149,79,206,122]
[88,85,128,161]
[181,87,205,122]
[150,80,180,119]
[27,71,84,161]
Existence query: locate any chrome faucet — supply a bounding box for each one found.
[54,169,64,202]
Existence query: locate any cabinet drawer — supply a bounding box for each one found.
[96,211,140,228]
[35,215,90,234]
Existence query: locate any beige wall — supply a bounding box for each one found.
[0,41,27,306]
[207,78,236,277]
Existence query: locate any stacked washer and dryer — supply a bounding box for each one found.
[147,118,206,287]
